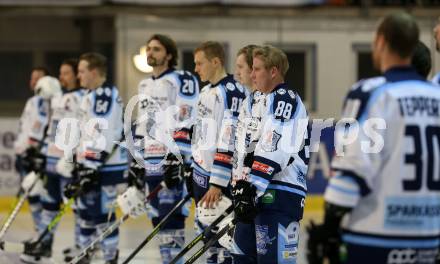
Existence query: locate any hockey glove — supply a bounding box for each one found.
[183,164,194,198]
[127,161,145,190]
[163,153,183,189]
[63,165,99,198]
[117,186,147,218]
[22,147,46,174]
[306,221,341,264]
[232,180,258,224]
[63,180,81,199]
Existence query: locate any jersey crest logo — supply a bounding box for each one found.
[261,130,281,152]
[288,90,296,99]
[226,82,236,91]
[277,88,286,95]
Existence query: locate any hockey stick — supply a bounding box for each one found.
[0,176,39,240]
[68,183,164,264]
[122,193,192,264]
[0,188,80,253]
[169,204,234,264]
[185,218,237,264]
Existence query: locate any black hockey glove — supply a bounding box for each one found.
[307,221,341,264]
[22,148,46,174]
[307,202,351,264]
[163,153,183,189]
[127,161,145,190]
[63,180,81,199]
[306,221,341,264]
[232,180,258,224]
[64,165,99,198]
[183,164,194,198]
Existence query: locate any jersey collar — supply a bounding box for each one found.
[210,74,233,87]
[62,87,82,94]
[272,82,289,93]
[383,65,425,83]
[152,68,175,80]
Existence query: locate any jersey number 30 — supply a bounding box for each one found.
[404,125,440,191]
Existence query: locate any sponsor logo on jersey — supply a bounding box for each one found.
[193,171,208,188]
[252,161,274,175]
[144,144,167,155]
[261,130,281,152]
[297,170,306,184]
[179,104,192,122]
[173,130,190,140]
[387,249,416,264]
[84,150,99,160]
[145,163,163,176]
[31,121,42,133]
[282,250,297,259]
[262,190,275,204]
[221,125,235,146]
[214,153,232,164]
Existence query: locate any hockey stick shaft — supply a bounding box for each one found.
[35,194,76,245]
[122,194,191,264]
[169,204,234,264]
[0,191,78,253]
[69,183,164,264]
[185,219,237,264]
[0,178,39,240]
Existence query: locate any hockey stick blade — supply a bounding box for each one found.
[185,219,237,264]
[69,183,164,264]
[169,204,234,264]
[122,194,191,264]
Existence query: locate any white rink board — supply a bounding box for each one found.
[0,118,20,196]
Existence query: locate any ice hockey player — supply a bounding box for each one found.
[61,52,128,264]
[191,41,248,264]
[307,12,440,264]
[116,34,198,264]
[13,67,49,236]
[431,16,440,85]
[230,45,308,264]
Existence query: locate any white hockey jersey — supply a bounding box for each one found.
[325,66,440,247]
[191,74,248,189]
[75,85,128,172]
[431,71,440,86]
[43,88,86,173]
[14,95,50,155]
[231,90,266,185]
[237,84,308,199]
[134,69,199,176]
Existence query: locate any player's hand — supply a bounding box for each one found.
[232,180,258,224]
[199,185,222,209]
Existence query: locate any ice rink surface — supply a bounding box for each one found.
[0,209,322,264]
